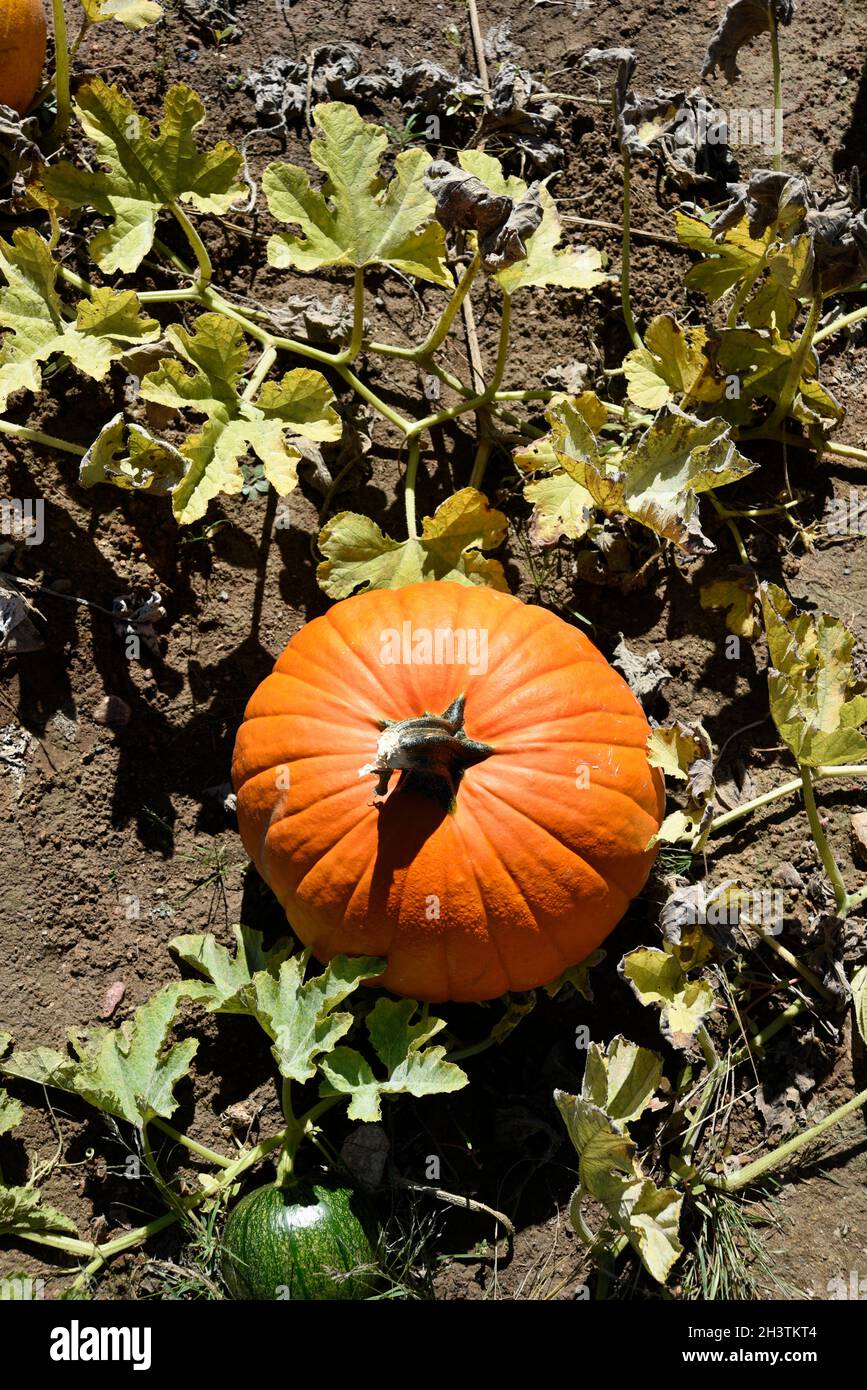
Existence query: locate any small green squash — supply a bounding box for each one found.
[221,1182,378,1301]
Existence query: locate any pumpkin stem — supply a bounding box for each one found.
[358,693,494,808]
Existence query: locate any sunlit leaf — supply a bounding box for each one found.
[81,0,163,28]
[624,315,725,410]
[42,80,244,274]
[264,103,449,285]
[0,1186,78,1238]
[317,488,508,597]
[761,582,867,767]
[319,998,467,1122]
[456,149,606,294]
[700,574,759,637]
[80,414,187,495]
[675,211,771,303]
[620,945,717,1048]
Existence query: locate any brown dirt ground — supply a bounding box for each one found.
[1,0,867,1300]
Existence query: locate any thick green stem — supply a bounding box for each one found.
[404,437,421,539]
[814,301,867,345]
[679,765,867,845]
[713,1085,867,1192]
[756,928,838,1004]
[241,345,277,402]
[845,883,867,915]
[766,293,822,434]
[620,152,642,350]
[369,254,481,361]
[51,0,71,135]
[800,765,848,913]
[708,490,748,563]
[334,268,365,365]
[169,202,214,291]
[150,1118,234,1169]
[0,420,85,455]
[769,9,784,173]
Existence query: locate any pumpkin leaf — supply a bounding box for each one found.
[138,311,340,524]
[700,574,759,638]
[319,998,467,1122]
[623,315,725,410]
[0,1185,78,1238]
[264,103,449,286]
[555,1085,683,1285]
[675,211,772,303]
[169,925,294,1012]
[542,398,756,554]
[240,955,386,1085]
[42,80,244,274]
[761,582,867,768]
[80,0,163,28]
[581,1036,663,1126]
[0,1088,23,1136]
[2,983,199,1127]
[80,414,188,495]
[0,230,158,409]
[620,945,717,1049]
[522,471,596,545]
[456,150,606,294]
[316,488,508,597]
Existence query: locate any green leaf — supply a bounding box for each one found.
[80,414,187,495]
[43,80,244,274]
[319,998,467,1121]
[620,946,717,1048]
[675,211,771,302]
[761,583,867,767]
[317,488,508,597]
[139,312,340,524]
[0,1186,78,1238]
[581,1036,663,1125]
[555,1091,683,1284]
[0,1089,23,1136]
[243,955,385,1084]
[743,236,813,335]
[623,315,725,410]
[542,398,756,553]
[81,0,163,28]
[456,150,606,294]
[2,983,198,1126]
[264,103,449,285]
[0,230,157,409]
[169,925,293,1012]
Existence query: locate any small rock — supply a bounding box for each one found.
[851,811,867,866]
[99,981,126,1019]
[773,862,804,889]
[92,695,132,727]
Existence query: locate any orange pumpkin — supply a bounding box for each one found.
[0,0,46,114]
[232,583,664,1002]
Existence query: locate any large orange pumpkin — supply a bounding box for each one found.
[0,0,46,114]
[232,583,664,1003]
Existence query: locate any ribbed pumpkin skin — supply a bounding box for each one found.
[221,1184,377,1300]
[0,0,46,114]
[232,582,665,1003]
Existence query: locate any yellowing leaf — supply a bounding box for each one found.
[81,0,163,27]
[138,312,340,524]
[523,471,596,544]
[43,81,244,274]
[80,414,187,494]
[0,1186,78,1238]
[676,211,771,303]
[0,230,158,409]
[317,488,508,597]
[264,103,449,285]
[620,945,717,1049]
[761,582,867,767]
[623,315,725,410]
[581,1036,663,1126]
[457,149,606,294]
[743,235,814,335]
[543,398,756,554]
[700,574,759,637]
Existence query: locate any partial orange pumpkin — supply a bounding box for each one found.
[232,583,664,1003]
[0,0,46,114]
